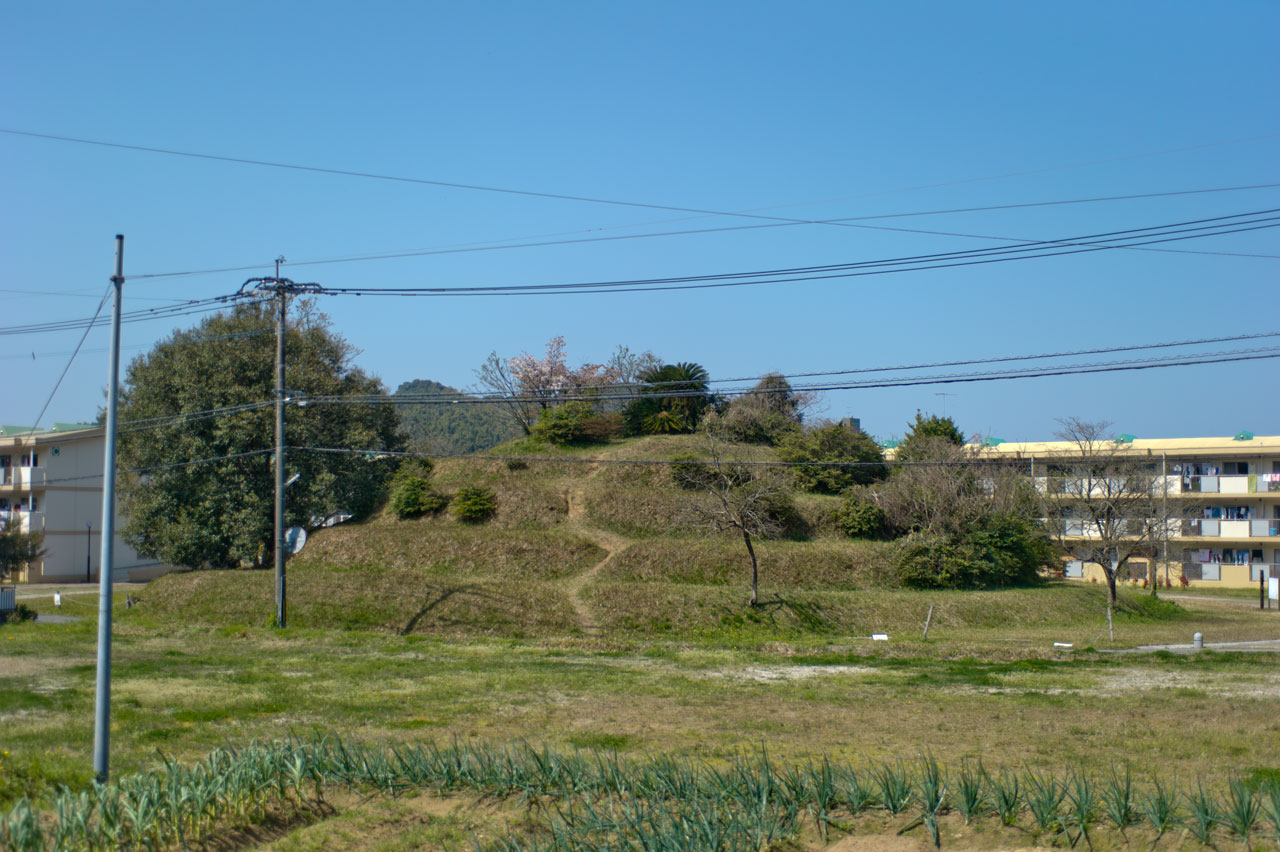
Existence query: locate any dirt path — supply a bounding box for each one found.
[562,471,631,637]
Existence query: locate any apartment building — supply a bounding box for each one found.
[0,424,172,583]
[979,433,1280,589]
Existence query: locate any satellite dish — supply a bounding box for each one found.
[284,526,307,555]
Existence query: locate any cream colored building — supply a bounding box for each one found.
[0,424,172,583]
[979,433,1280,589]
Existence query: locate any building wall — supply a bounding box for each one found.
[1,428,173,583]
[987,434,1280,590]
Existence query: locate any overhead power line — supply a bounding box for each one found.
[100,331,1280,437]
[0,295,260,337]
[7,126,1278,284]
[309,346,1280,407]
[317,209,1280,298]
[123,181,1280,281]
[7,126,1275,224]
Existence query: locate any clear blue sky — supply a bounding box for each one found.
[3,1,1277,443]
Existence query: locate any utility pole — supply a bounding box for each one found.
[274,258,287,629]
[93,234,124,783]
[85,522,91,582]
[238,266,320,630]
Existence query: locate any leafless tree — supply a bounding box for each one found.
[1047,418,1192,637]
[676,432,793,607]
[875,437,1037,538]
[474,350,536,435]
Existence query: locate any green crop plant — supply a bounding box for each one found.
[1063,770,1098,849]
[989,769,1023,826]
[1024,770,1066,837]
[1136,777,1180,845]
[1185,782,1222,847]
[1100,765,1135,833]
[872,761,912,815]
[1222,778,1261,846]
[953,759,986,824]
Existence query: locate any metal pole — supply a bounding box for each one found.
[274,284,286,628]
[93,234,124,783]
[86,522,91,582]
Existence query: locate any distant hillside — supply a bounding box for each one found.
[394,379,522,455]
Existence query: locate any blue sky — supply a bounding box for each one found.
[3,1,1277,443]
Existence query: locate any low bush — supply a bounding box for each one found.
[894,514,1053,589]
[532,402,619,445]
[836,490,887,539]
[0,603,37,625]
[389,477,449,519]
[453,486,498,523]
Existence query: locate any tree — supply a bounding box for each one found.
[872,437,1053,588]
[674,432,795,606]
[117,301,404,570]
[624,362,712,435]
[0,517,44,583]
[775,421,887,493]
[1047,418,1178,637]
[709,373,809,446]
[475,337,618,435]
[895,411,965,461]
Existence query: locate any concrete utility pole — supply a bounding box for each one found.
[238,267,321,629]
[274,260,287,629]
[93,234,124,783]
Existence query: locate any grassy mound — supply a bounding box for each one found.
[142,434,1192,643]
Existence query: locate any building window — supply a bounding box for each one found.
[20,452,38,467]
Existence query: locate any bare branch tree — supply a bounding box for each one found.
[676,432,793,607]
[1047,418,1187,637]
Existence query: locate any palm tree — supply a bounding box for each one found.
[625,362,712,434]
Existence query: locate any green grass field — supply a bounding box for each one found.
[3,444,1278,849]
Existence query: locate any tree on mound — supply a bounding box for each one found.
[623,362,712,435]
[117,301,404,570]
[776,421,887,493]
[675,431,798,607]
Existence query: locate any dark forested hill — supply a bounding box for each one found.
[394,379,521,455]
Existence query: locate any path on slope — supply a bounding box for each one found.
[562,466,631,637]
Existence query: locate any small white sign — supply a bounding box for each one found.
[1053,642,1073,648]
[871,633,889,641]
[1269,576,1278,601]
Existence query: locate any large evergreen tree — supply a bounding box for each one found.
[895,410,966,461]
[117,301,404,570]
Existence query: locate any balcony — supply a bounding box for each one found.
[1184,519,1280,538]
[0,467,45,488]
[1180,474,1280,494]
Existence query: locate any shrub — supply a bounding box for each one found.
[836,490,887,539]
[392,457,434,482]
[670,453,749,490]
[453,487,498,523]
[389,477,449,519]
[1,603,38,625]
[532,402,619,445]
[894,514,1052,589]
[711,403,801,446]
[777,422,887,494]
[760,491,809,540]
[578,412,624,443]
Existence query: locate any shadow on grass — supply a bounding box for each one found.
[399,583,506,635]
[748,596,835,631]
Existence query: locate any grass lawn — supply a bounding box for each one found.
[3,585,1277,812]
